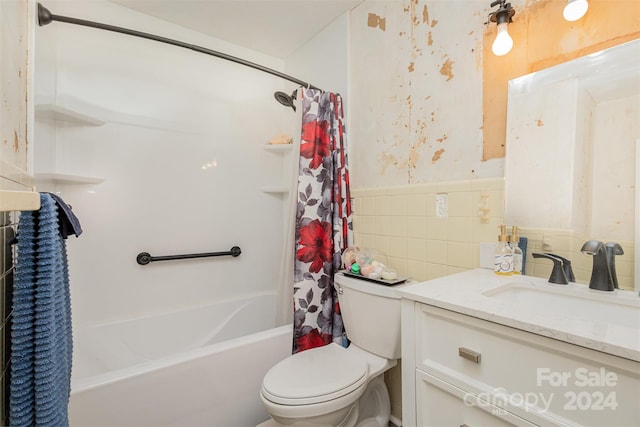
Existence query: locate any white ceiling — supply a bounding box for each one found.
[111,0,362,59]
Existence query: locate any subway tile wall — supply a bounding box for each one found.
[0,212,15,426]
[352,178,635,288]
[352,178,506,283]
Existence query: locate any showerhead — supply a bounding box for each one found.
[274,90,297,112]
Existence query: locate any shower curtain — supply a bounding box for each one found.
[293,88,353,354]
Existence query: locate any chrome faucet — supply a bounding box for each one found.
[580,240,619,292]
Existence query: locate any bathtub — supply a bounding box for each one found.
[69,292,292,427]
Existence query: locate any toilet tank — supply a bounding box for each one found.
[335,273,402,359]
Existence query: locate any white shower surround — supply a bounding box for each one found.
[35,0,297,328]
[33,2,351,424]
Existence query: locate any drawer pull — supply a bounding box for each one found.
[460,425,470,427]
[458,347,481,363]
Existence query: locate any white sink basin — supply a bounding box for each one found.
[482,282,640,328]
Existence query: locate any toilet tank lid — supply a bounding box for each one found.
[335,273,409,299]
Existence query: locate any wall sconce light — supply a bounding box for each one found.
[488,0,516,56]
[563,0,589,21]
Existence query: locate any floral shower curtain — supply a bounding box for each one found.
[293,88,353,354]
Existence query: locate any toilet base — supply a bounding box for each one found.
[355,376,390,427]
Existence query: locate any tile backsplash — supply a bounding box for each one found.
[352,178,505,282]
[351,178,635,290]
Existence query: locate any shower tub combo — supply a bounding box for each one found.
[69,292,291,426]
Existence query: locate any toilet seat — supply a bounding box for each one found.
[261,343,368,406]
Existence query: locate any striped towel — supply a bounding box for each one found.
[10,193,73,427]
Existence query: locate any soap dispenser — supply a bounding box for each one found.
[510,226,523,275]
[494,224,513,276]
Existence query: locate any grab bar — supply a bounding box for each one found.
[136,246,241,265]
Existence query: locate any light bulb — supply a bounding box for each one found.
[492,22,513,56]
[563,0,588,21]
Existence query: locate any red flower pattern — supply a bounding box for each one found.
[293,90,351,354]
[300,120,331,169]
[296,329,332,352]
[296,219,332,273]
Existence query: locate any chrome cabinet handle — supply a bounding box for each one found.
[458,347,481,364]
[460,424,470,427]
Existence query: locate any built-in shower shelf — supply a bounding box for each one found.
[263,144,293,152]
[261,187,289,194]
[35,104,105,126]
[35,173,104,185]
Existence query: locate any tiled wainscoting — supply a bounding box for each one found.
[351,178,506,283]
[352,178,635,289]
[0,213,16,425]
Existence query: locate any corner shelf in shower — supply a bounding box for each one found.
[35,104,105,126]
[35,173,104,185]
[263,144,293,152]
[262,145,293,194]
[261,187,289,194]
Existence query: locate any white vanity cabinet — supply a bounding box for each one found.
[401,299,640,427]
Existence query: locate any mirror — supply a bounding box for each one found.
[504,39,639,291]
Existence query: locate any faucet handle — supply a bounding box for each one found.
[545,253,575,282]
[532,253,569,284]
[605,243,624,289]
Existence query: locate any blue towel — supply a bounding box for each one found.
[11,193,74,427]
[46,192,82,239]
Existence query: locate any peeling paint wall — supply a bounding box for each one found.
[0,0,33,191]
[350,0,503,188]
[350,0,639,188]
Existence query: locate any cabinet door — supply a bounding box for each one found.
[416,304,640,426]
[417,370,536,427]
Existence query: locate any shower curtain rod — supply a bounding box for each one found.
[36,3,321,91]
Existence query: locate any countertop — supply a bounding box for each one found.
[397,268,640,362]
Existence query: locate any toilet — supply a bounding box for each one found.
[260,273,403,427]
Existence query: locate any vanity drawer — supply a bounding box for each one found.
[416,369,536,427]
[415,304,640,426]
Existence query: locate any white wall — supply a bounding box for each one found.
[35,0,297,327]
[285,12,350,107]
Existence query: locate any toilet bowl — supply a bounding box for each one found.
[260,342,394,427]
[260,273,403,427]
